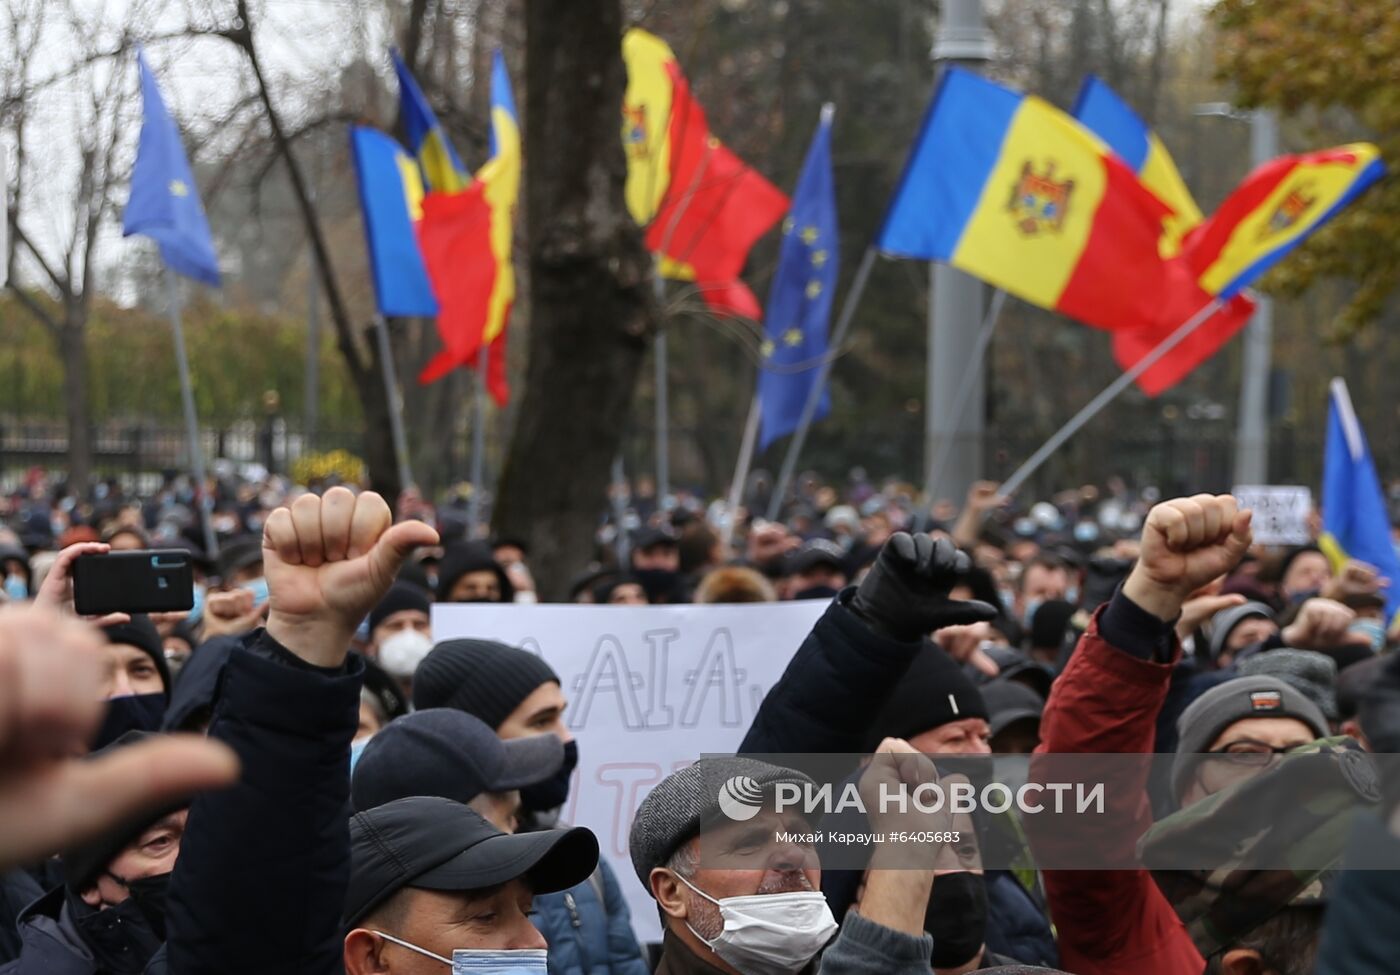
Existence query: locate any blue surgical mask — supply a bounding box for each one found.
[1348,618,1386,654]
[1064,585,1080,607]
[372,932,547,974]
[4,574,27,602]
[350,738,370,775]
[188,584,207,626]
[241,576,270,608]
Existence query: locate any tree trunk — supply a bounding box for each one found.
[493,0,657,599]
[58,318,92,494]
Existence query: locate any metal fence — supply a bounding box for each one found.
[0,417,364,493]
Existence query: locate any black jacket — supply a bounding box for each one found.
[739,591,925,757]
[737,592,1059,969]
[163,631,363,975]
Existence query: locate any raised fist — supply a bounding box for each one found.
[262,487,439,667]
[1281,597,1356,650]
[851,533,997,641]
[1123,494,1252,622]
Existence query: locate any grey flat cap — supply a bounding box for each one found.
[628,757,814,889]
[1238,649,1339,721]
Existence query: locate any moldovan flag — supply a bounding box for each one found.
[622,28,789,320]
[1070,75,1254,395]
[1114,143,1382,395]
[417,50,519,405]
[349,127,440,318]
[877,68,1183,335]
[1072,75,1204,256]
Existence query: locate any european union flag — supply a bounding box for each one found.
[758,106,838,450]
[1321,378,1400,622]
[122,50,220,287]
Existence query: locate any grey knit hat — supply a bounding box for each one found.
[1207,601,1276,661]
[1172,675,1330,803]
[412,639,560,731]
[1238,649,1339,721]
[628,757,815,889]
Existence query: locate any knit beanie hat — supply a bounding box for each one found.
[101,615,171,694]
[866,644,989,748]
[1207,601,1276,661]
[1171,675,1330,803]
[368,581,432,633]
[412,639,560,731]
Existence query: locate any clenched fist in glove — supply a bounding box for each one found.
[849,532,997,641]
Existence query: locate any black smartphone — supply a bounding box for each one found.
[73,549,195,616]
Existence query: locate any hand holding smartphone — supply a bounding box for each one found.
[72,550,195,617]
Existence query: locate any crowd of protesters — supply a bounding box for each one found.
[0,460,1397,975]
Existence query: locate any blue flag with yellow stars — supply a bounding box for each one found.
[758,106,838,450]
[122,49,220,287]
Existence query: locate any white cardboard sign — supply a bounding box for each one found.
[1232,485,1313,546]
[432,601,826,941]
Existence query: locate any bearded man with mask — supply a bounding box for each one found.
[630,527,686,604]
[412,639,646,975]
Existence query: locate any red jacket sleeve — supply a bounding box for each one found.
[1025,605,1205,975]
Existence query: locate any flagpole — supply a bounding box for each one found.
[469,347,489,536]
[164,270,218,559]
[373,314,414,493]
[922,288,1007,514]
[996,297,1225,498]
[611,454,631,567]
[653,273,671,505]
[723,393,762,551]
[767,245,878,520]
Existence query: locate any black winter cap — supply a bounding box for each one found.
[867,644,989,747]
[435,542,514,603]
[102,615,171,694]
[368,582,432,634]
[412,639,560,731]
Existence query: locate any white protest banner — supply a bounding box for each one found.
[432,600,827,941]
[1232,485,1313,546]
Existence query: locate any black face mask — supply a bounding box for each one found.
[924,871,988,969]
[520,739,578,813]
[793,585,841,601]
[67,885,163,974]
[112,870,170,941]
[633,568,679,603]
[94,694,168,749]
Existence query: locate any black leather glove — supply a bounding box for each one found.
[849,532,998,641]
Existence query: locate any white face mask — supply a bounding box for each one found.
[378,629,434,678]
[373,931,547,974]
[678,875,838,975]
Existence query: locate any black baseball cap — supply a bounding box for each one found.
[345,796,599,927]
[351,709,564,812]
[788,539,848,576]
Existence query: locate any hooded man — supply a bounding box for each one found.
[435,543,514,604]
[411,639,647,975]
[4,732,185,975]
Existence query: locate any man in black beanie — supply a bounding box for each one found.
[867,645,992,754]
[434,542,514,603]
[95,617,172,747]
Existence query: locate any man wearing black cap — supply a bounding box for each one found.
[630,526,684,603]
[412,641,650,975]
[785,540,849,601]
[352,709,565,833]
[342,796,599,971]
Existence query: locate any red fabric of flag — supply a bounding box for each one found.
[417,186,496,385]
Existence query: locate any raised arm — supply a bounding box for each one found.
[164,488,436,975]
